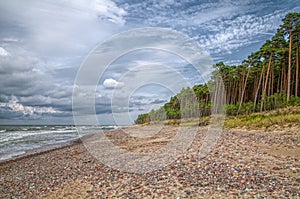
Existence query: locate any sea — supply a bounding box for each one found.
[0,125,118,161]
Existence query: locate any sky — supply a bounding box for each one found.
[0,0,299,125]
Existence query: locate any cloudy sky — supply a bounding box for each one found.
[0,0,299,125]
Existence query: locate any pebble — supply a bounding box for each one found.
[0,127,299,198]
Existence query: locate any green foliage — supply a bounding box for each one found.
[225,108,300,129]
[264,94,282,111]
[288,96,300,106]
[241,102,255,115]
[225,102,254,116]
[164,96,181,119]
[134,113,150,124]
[225,104,238,116]
[134,13,300,125]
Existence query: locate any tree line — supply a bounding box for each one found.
[135,13,300,124]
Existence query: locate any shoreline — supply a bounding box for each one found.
[0,126,121,164]
[0,125,120,163]
[0,137,83,166]
[1,125,299,198]
[0,127,117,165]
[0,126,127,165]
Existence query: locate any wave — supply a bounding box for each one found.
[0,151,25,161]
[0,125,116,161]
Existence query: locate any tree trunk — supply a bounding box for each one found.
[271,63,274,95]
[232,81,237,104]
[283,61,287,93]
[268,66,273,96]
[227,80,231,104]
[277,71,281,93]
[254,64,266,111]
[296,43,299,97]
[280,63,284,93]
[237,67,251,114]
[239,68,246,104]
[253,74,258,101]
[287,31,293,101]
[213,77,219,114]
[261,54,273,112]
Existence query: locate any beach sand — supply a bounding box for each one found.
[0,125,299,198]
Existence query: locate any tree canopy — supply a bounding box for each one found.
[135,12,300,124]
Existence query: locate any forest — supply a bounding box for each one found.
[135,13,300,124]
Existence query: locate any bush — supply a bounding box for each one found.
[288,96,300,106]
[225,104,238,116]
[134,113,150,124]
[241,102,254,115]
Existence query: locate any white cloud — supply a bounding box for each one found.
[0,96,58,116]
[0,0,127,59]
[94,0,127,25]
[103,78,124,89]
[121,0,299,61]
[0,47,10,57]
[0,0,127,123]
[196,10,287,55]
[2,38,19,42]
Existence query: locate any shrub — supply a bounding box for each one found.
[225,104,238,116]
[241,102,254,115]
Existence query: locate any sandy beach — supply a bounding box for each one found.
[1,125,299,198]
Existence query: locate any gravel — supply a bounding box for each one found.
[0,126,299,198]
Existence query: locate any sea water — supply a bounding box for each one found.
[0,125,118,161]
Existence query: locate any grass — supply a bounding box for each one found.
[138,106,300,130]
[225,107,300,129]
[144,117,210,127]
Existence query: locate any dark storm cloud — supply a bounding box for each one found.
[151,99,167,104]
[129,101,147,107]
[95,95,114,114]
[0,55,48,98]
[0,107,23,119]
[0,0,127,124]
[95,107,113,115]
